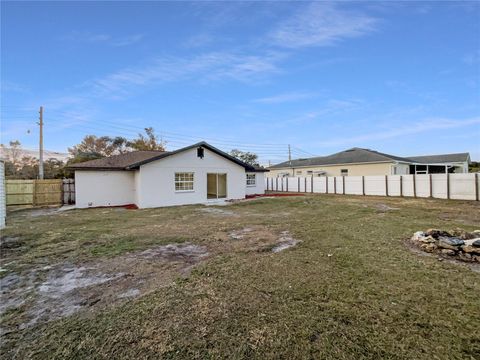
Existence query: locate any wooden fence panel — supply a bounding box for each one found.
[6,179,65,206]
[63,179,75,204]
[6,180,34,205]
[34,180,63,205]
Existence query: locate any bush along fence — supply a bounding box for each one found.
[5,179,75,206]
[265,173,480,201]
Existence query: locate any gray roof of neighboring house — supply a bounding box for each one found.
[408,153,470,164]
[269,148,414,169]
[68,142,268,172]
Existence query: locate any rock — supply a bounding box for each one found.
[420,236,436,243]
[473,255,480,262]
[463,238,479,246]
[420,243,437,253]
[425,229,451,238]
[441,249,456,256]
[459,253,472,261]
[451,228,476,240]
[473,239,480,247]
[412,231,426,241]
[437,237,464,250]
[461,245,480,255]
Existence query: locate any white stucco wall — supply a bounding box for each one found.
[245,172,266,195]
[0,161,5,229]
[75,170,136,208]
[137,147,246,208]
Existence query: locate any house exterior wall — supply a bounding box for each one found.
[267,162,397,177]
[392,163,410,175]
[0,161,5,229]
[75,170,136,208]
[137,147,246,208]
[245,172,266,195]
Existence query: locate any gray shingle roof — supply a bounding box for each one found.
[269,148,414,169]
[68,150,166,170]
[68,142,268,172]
[269,148,471,169]
[408,153,470,164]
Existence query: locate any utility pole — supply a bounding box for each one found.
[38,106,44,179]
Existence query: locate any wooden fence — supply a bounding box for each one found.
[6,179,75,206]
[265,173,480,201]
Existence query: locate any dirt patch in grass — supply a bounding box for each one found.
[0,224,297,338]
[0,242,210,335]
[198,207,237,216]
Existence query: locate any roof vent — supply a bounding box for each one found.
[197,147,204,159]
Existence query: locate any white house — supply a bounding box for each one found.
[69,142,268,209]
[0,160,5,229]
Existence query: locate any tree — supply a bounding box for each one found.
[469,161,479,173]
[127,127,166,151]
[68,135,129,158]
[229,149,259,166]
[0,140,22,166]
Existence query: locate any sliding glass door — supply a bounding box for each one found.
[207,173,227,199]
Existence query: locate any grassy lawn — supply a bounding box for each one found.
[1,195,479,359]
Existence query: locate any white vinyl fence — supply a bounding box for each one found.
[265,174,480,201]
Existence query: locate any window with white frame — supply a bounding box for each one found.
[175,172,194,191]
[246,174,256,186]
[296,170,302,175]
[340,169,348,176]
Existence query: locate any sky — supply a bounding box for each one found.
[1,1,479,164]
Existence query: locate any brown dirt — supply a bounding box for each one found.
[0,226,298,335]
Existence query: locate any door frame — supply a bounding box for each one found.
[206,173,227,199]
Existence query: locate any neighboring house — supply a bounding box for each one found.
[69,142,267,209]
[268,148,470,177]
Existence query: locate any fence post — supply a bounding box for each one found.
[400,175,403,197]
[61,179,65,205]
[32,180,37,206]
[304,177,307,193]
[298,177,300,192]
[385,175,388,197]
[429,174,433,198]
[475,173,479,201]
[413,174,417,198]
[447,173,450,200]
[311,175,314,193]
[325,176,328,194]
[334,177,337,194]
[342,176,345,194]
[362,176,365,196]
[286,177,289,192]
[276,177,278,192]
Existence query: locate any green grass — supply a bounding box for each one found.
[1,195,479,359]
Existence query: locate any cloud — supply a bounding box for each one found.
[111,34,145,47]
[253,92,319,104]
[1,81,30,93]
[89,51,284,99]
[269,2,377,48]
[463,50,480,65]
[317,117,480,147]
[62,31,144,47]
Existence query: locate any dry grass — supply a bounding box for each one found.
[1,195,479,359]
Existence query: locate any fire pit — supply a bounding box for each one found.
[410,229,480,262]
